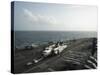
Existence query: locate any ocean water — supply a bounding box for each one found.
[14,31,97,48]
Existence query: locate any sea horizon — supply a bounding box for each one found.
[14,31,97,48]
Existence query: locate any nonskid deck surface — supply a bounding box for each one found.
[14,38,97,73]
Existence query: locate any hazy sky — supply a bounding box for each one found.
[14,1,97,31]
